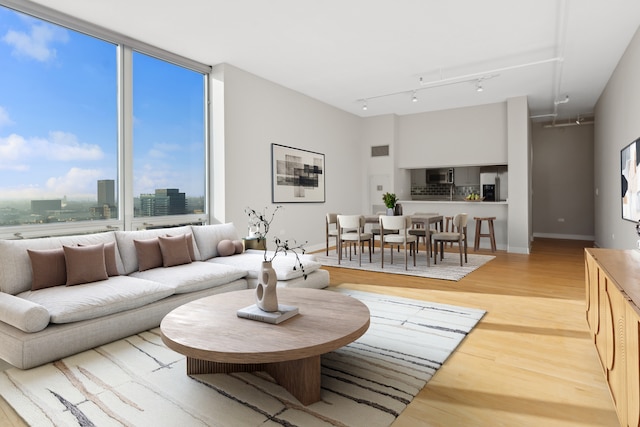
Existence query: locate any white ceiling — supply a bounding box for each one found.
[25,0,640,122]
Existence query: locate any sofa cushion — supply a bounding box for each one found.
[233,240,244,254]
[0,292,50,332]
[63,244,109,286]
[216,239,236,257]
[167,232,196,261]
[129,261,247,294]
[17,276,175,324]
[158,235,192,267]
[0,232,122,295]
[27,248,67,290]
[134,238,163,272]
[80,241,119,276]
[191,223,239,260]
[208,249,321,280]
[115,226,199,274]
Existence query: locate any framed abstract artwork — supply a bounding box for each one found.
[271,144,325,203]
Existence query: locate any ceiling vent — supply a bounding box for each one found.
[371,145,389,157]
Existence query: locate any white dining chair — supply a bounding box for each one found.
[337,215,373,266]
[379,215,417,270]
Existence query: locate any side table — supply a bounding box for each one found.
[242,237,266,250]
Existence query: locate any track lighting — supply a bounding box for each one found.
[554,95,570,105]
[575,115,582,125]
[355,57,564,113]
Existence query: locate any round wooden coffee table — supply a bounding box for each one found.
[160,288,370,405]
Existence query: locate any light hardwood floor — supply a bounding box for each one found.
[329,239,619,427]
[0,239,619,426]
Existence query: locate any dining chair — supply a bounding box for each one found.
[370,211,397,253]
[431,213,468,266]
[379,215,417,270]
[325,213,340,256]
[408,212,439,253]
[337,215,373,266]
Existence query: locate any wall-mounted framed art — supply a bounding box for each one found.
[621,137,640,221]
[271,144,325,203]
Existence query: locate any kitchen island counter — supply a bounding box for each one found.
[404,199,508,205]
[398,200,507,251]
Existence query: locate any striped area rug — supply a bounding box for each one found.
[0,289,485,427]
[314,250,495,281]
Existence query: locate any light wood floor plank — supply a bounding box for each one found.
[0,238,619,426]
[328,238,618,427]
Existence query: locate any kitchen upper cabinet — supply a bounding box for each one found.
[411,169,427,186]
[454,167,480,186]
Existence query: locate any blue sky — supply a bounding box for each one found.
[0,7,205,203]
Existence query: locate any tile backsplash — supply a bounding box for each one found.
[411,184,480,198]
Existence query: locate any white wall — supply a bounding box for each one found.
[211,66,536,254]
[507,96,532,254]
[397,102,508,168]
[362,114,403,213]
[594,26,640,249]
[393,100,529,253]
[212,64,362,252]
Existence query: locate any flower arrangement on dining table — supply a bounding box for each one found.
[244,205,308,279]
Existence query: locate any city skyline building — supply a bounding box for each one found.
[30,199,62,216]
[97,180,116,207]
[139,188,187,217]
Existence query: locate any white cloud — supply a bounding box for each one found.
[41,131,104,161]
[134,162,175,195]
[0,167,106,200]
[148,142,182,159]
[45,167,102,196]
[0,131,104,170]
[2,21,69,62]
[0,106,14,128]
[0,133,30,171]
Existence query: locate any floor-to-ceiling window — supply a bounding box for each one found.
[132,52,205,219]
[0,3,209,238]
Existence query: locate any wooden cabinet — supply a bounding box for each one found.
[585,248,640,427]
[626,303,640,425]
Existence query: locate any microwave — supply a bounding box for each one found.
[427,168,454,184]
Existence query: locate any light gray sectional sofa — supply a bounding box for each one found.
[0,222,329,369]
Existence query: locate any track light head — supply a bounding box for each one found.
[412,91,418,103]
[476,81,483,92]
[362,100,368,111]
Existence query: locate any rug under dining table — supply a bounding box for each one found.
[315,247,495,281]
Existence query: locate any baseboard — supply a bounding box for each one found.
[507,245,530,254]
[533,232,595,241]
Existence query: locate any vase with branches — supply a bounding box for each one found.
[244,205,308,312]
[244,205,308,279]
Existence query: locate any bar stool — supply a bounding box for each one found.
[473,217,496,252]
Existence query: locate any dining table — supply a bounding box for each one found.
[364,213,443,267]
